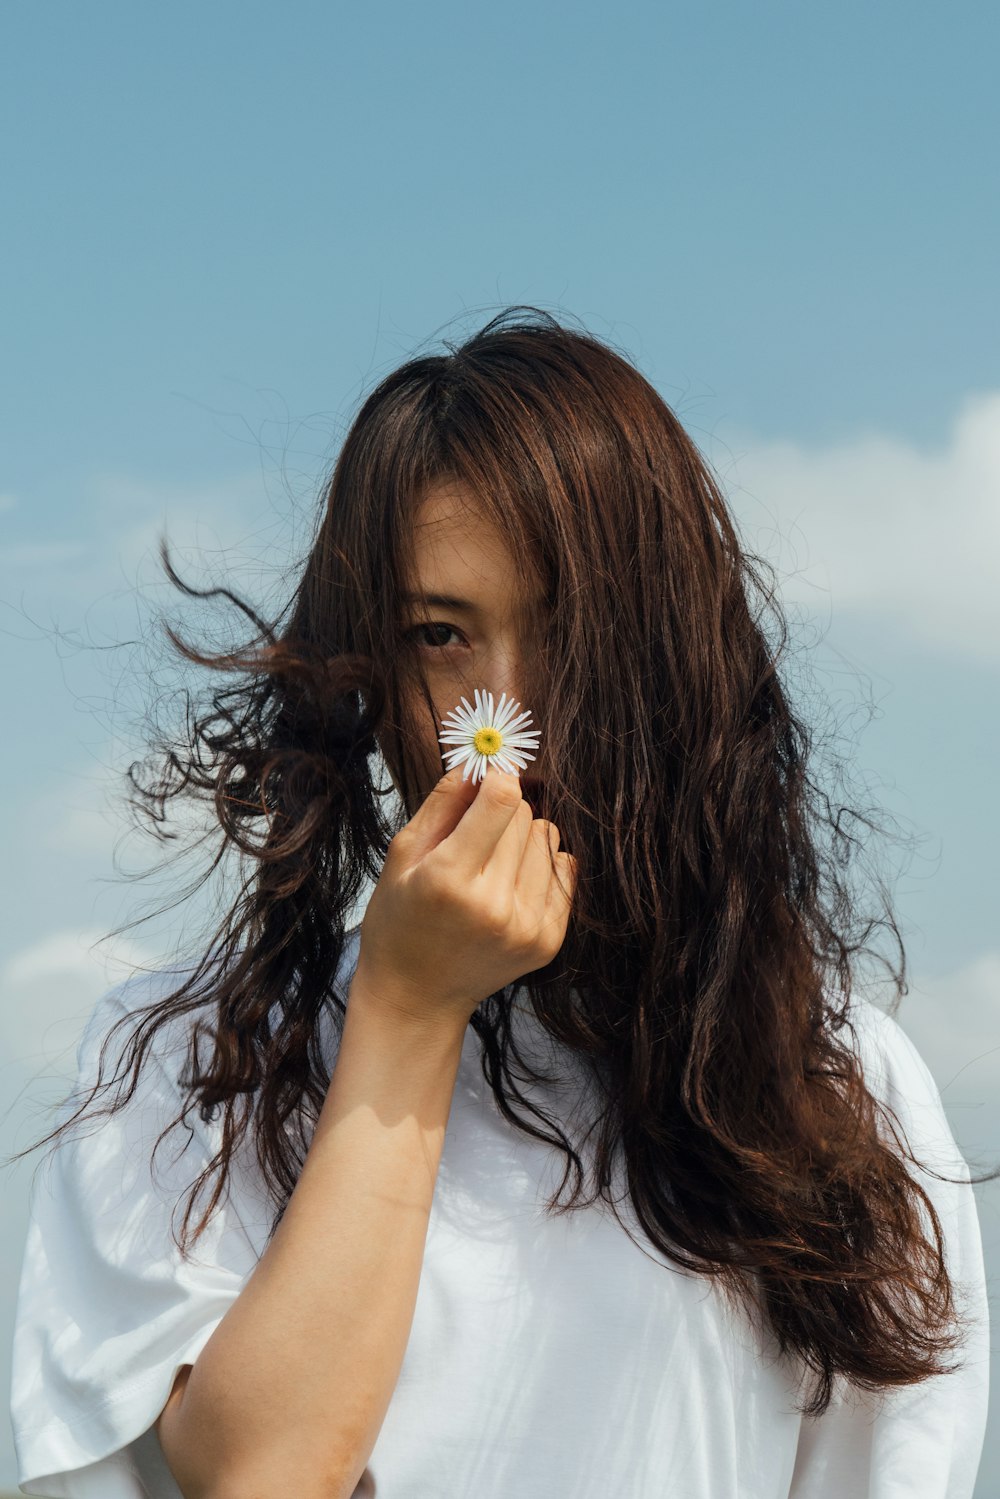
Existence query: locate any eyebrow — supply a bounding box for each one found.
[401,589,553,613]
[400,592,479,612]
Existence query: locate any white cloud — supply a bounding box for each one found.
[8,398,1000,665]
[888,952,1000,1095]
[877,951,1000,1165]
[0,541,88,568]
[25,747,220,860]
[0,928,159,1079]
[0,466,301,635]
[2,928,128,987]
[711,390,1000,662]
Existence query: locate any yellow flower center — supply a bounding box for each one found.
[473,726,503,757]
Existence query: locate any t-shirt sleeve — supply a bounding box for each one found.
[788,998,991,1499]
[9,976,263,1499]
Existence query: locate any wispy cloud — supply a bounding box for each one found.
[890,952,1000,1103]
[711,390,1000,662]
[0,466,303,632]
[7,399,1000,664]
[0,927,159,1081]
[864,952,1000,1175]
[0,541,89,568]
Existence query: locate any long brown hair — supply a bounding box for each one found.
[12,306,995,1418]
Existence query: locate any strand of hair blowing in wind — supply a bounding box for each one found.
[12,306,996,1421]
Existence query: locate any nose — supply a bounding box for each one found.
[450,623,546,755]
[488,655,547,779]
[476,640,527,720]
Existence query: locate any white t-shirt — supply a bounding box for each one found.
[10,926,990,1498]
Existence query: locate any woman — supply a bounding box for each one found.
[9,308,991,1498]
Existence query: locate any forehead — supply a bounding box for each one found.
[403,480,534,602]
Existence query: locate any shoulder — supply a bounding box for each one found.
[842,993,937,1092]
[839,993,967,1178]
[70,923,365,1113]
[70,962,199,1096]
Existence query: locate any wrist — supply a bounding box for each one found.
[347,963,471,1043]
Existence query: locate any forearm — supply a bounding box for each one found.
[158,977,467,1499]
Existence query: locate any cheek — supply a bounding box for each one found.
[414,678,475,732]
[402,697,453,772]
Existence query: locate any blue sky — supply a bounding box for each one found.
[2,1,998,1491]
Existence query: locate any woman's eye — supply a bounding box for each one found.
[405,622,465,650]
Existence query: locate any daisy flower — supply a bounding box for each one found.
[438,688,540,784]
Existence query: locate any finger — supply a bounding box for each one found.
[437,761,525,878]
[541,850,578,935]
[400,764,482,863]
[479,796,535,893]
[553,850,578,910]
[513,819,561,922]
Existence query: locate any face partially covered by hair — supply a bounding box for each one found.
[391,476,552,815]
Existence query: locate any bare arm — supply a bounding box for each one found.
[156,761,577,1498]
[155,973,467,1499]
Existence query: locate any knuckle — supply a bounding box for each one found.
[527,926,558,965]
[489,772,522,805]
[387,827,410,857]
[482,893,513,935]
[542,912,568,953]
